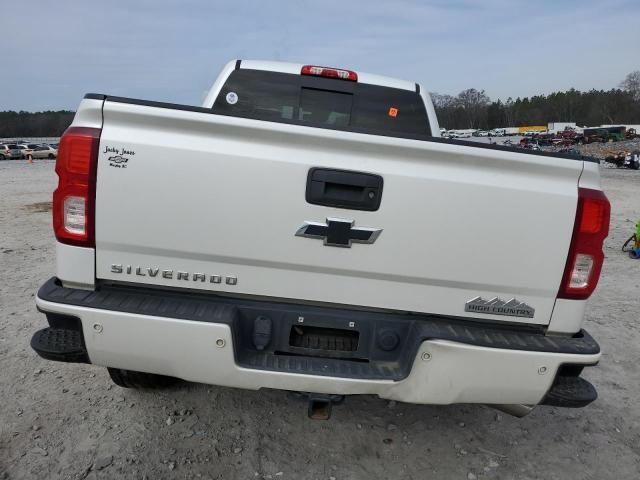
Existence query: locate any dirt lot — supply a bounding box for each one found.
[1,160,639,480]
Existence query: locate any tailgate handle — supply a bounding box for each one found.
[306,168,383,211]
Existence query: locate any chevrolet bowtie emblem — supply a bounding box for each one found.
[295,217,382,248]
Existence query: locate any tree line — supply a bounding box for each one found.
[0,110,74,138]
[433,71,640,130]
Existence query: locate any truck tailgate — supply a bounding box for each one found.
[95,100,583,326]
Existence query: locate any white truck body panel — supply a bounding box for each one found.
[36,60,608,410]
[56,243,95,289]
[94,100,582,326]
[36,296,601,405]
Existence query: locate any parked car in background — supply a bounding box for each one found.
[475,130,489,137]
[0,144,11,160]
[4,144,28,159]
[457,131,473,138]
[30,144,58,159]
[19,144,35,155]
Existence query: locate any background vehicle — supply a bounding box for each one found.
[523,130,546,137]
[557,128,584,145]
[625,128,639,139]
[584,128,610,144]
[604,126,626,142]
[519,137,542,150]
[4,144,28,159]
[29,144,58,159]
[454,130,473,138]
[535,133,555,146]
[547,122,577,134]
[604,150,640,170]
[31,60,609,417]
[0,144,10,159]
[446,129,474,138]
[19,144,34,156]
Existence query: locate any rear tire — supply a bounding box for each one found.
[107,367,179,389]
[48,153,55,159]
[0,154,5,160]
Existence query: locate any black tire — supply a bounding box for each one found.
[48,153,55,159]
[107,367,179,389]
[0,154,5,160]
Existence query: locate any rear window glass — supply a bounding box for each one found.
[213,69,431,140]
[299,87,352,128]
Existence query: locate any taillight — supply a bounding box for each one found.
[558,188,610,300]
[301,65,358,81]
[52,126,101,247]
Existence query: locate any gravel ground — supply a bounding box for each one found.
[1,160,639,480]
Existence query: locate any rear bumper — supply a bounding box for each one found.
[33,278,600,406]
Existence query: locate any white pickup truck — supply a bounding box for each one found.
[32,60,610,419]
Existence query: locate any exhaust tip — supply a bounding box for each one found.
[491,404,535,418]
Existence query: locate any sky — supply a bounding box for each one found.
[1,0,639,111]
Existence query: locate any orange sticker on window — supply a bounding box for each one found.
[388,107,398,118]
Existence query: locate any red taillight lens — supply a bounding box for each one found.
[301,65,358,81]
[52,126,101,247]
[558,188,610,300]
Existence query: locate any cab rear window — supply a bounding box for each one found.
[213,69,431,140]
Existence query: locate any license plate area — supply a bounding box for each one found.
[233,304,412,378]
[289,325,359,352]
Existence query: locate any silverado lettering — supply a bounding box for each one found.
[111,264,237,284]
